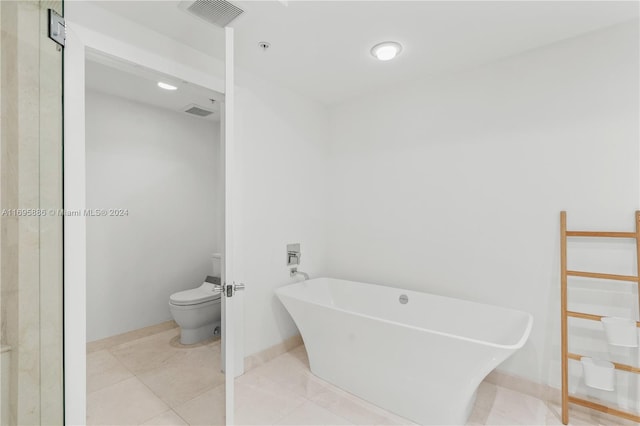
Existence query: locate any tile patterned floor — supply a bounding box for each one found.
[87,325,628,425]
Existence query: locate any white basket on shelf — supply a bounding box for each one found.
[580,357,615,391]
[601,316,638,348]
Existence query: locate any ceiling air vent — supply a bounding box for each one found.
[184,104,214,117]
[180,0,244,28]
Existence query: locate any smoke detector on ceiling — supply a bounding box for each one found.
[179,0,245,28]
[183,104,214,118]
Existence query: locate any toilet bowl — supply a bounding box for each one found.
[169,277,222,345]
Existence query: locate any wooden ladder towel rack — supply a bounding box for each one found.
[560,211,640,424]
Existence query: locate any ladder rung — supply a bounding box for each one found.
[566,310,640,327]
[566,270,639,282]
[567,311,604,321]
[566,231,637,238]
[568,396,640,422]
[567,353,640,374]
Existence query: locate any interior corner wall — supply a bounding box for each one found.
[85,90,221,341]
[326,19,640,395]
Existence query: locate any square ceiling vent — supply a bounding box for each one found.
[184,104,214,118]
[179,0,244,28]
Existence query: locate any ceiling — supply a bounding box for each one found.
[92,1,639,105]
[85,52,222,121]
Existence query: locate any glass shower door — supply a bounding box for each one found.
[0,1,64,424]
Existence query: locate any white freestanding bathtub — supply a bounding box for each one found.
[276,278,533,425]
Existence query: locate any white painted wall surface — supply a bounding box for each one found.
[327,20,639,400]
[233,76,330,355]
[85,90,221,341]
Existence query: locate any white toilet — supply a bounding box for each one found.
[169,254,223,345]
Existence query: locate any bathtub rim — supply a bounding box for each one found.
[276,277,534,350]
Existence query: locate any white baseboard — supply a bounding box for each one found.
[244,334,303,372]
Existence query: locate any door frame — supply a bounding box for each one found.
[222,26,248,425]
[63,20,229,424]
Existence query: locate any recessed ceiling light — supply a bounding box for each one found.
[157,82,178,91]
[370,41,402,61]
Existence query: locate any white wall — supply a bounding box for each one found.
[327,19,639,398]
[233,76,330,356]
[86,89,221,341]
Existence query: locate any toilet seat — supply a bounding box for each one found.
[170,282,222,306]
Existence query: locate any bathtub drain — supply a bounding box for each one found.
[399,294,408,304]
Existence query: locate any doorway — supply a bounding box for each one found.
[83,52,226,425]
[62,15,237,423]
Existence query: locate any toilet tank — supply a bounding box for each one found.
[212,253,222,278]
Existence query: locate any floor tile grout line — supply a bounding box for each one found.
[172,381,226,415]
[86,375,169,426]
[132,360,221,413]
[86,374,134,396]
[133,355,226,410]
[135,406,170,426]
[131,372,174,412]
[86,348,137,395]
[106,346,138,376]
[113,346,184,377]
[133,408,191,426]
[108,333,222,378]
[170,408,191,426]
[268,394,314,425]
[104,346,175,402]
